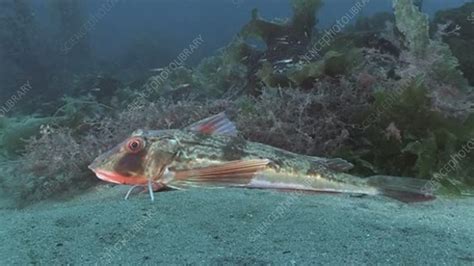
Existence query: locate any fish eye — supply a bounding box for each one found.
[126,137,145,153]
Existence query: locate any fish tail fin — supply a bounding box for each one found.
[368,175,436,203]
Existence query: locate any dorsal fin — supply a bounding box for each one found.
[186,112,237,136]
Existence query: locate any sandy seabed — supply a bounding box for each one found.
[0,186,473,265]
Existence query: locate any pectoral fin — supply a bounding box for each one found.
[171,159,270,188]
[142,148,177,201]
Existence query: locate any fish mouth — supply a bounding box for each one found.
[91,169,124,185]
[88,163,97,172]
[91,168,149,186]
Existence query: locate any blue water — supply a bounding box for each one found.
[28,0,471,66]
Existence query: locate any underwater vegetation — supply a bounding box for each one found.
[343,80,474,193]
[432,2,474,86]
[393,0,430,57]
[240,0,322,59]
[1,0,473,206]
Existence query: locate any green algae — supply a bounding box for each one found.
[0,116,59,156]
[394,0,470,91]
[433,3,474,86]
[257,48,363,88]
[193,39,250,97]
[290,0,323,38]
[429,41,469,90]
[256,62,292,88]
[340,80,474,193]
[240,0,323,57]
[393,0,430,58]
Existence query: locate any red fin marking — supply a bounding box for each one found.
[186,112,237,136]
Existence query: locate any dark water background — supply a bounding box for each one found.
[16,0,473,70]
[52,0,470,62]
[75,0,469,62]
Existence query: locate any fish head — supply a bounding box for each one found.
[89,112,238,186]
[88,132,151,185]
[89,128,182,186]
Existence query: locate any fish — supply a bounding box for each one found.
[275,36,288,41]
[175,83,190,89]
[274,59,293,64]
[88,113,435,203]
[149,68,164,72]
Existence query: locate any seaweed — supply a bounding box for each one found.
[256,62,292,88]
[394,0,470,91]
[139,37,256,99]
[235,87,349,156]
[341,80,474,193]
[428,41,469,90]
[239,0,323,59]
[433,3,474,86]
[235,0,368,92]
[193,38,251,98]
[393,0,430,58]
[257,48,363,89]
[288,51,337,85]
[0,116,60,156]
[0,95,112,157]
[290,0,323,39]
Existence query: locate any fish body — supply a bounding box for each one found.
[89,113,434,202]
[138,129,373,194]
